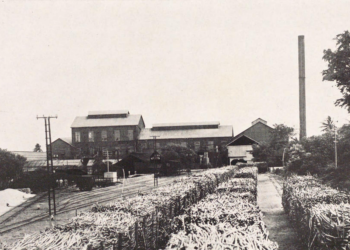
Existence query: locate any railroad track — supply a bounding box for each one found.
[0,175,179,235]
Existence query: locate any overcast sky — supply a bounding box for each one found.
[1,0,349,151]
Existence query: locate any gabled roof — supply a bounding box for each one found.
[51,137,75,147]
[71,114,144,128]
[234,119,274,140]
[139,125,233,140]
[227,134,259,146]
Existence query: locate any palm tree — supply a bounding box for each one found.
[321,116,336,132]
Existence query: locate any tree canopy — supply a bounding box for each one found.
[0,149,26,189]
[252,123,294,166]
[321,116,336,132]
[161,144,197,169]
[323,31,350,111]
[33,143,43,152]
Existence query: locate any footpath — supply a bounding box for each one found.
[257,173,302,250]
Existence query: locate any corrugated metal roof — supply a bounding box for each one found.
[152,121,220,128]
[23,159,95,171]
[71,114,143,128]
[139,125,233,140]
[88,110,129,116]
[11,151,47,161]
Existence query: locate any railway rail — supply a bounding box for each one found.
[0,174,181,235]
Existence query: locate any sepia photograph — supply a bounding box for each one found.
[0,1,350,249]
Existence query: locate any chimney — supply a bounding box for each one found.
[299,36,307,140]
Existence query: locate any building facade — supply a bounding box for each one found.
[51,138,81,159]
[138,122,233,162]
[227,118,274,165]
[71,111,145,159]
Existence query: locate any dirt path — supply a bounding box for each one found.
[258,174,302,250]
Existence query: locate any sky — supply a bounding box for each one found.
[0,0,349,151]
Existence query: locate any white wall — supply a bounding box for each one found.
[228,145,254,161]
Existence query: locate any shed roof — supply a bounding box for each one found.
[11,151,47,161]
[71,114,144,128]
[23,159,95,172]
[88,110,129,116]
[152,121,220,128]
[139,125,233,140]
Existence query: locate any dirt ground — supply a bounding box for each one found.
[258,173,303,250]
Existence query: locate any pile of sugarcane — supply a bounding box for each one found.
[283,175,350,249]
[234,166,258,180]
[7,166,239,250]
[166,167,278,250]
[217,178,257,201]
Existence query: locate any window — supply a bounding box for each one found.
[114,130,121,141]
[156,142,160,149]
[208,141,214,150]
[101,130,107,141]
[127,130,133,140]
[75,132,81,143]
[181,142,187,147]
[194,141,200,151]
[88,131,94,142]
[89,147,95,155]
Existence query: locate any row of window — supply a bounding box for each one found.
[74,130,134,143]
[88,146,135,156]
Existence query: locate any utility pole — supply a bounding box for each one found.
[37,115,57,216]
[334,126,338,169]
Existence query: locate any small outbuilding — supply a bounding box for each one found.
[227,134,259,165]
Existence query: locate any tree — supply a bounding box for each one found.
[321,116,336,132]
[252,123,294,166]
[323,31,350,111]
[161,144,197,169]
[0,149,26,189]
[33,143,43,152]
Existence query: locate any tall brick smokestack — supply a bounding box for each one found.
[298,35,307,140]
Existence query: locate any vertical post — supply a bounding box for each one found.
[334,127,338,169]
[298,35,307,140]
[118,233,122,250]
[48,117,56,215]
[37,115,57,217]
[44,118,51,217]
[107,149,109,172]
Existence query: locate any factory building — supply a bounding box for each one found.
[138,121,233,163]
[70,110,145,159]
[227,118,274,165]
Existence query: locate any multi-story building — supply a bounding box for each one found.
[138,121,233,156]
[71,110,145,159]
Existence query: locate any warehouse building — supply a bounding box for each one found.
[227,118,274,165]
[71,110,145,159]
[138,121,233,163]
[51,137,80,159]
